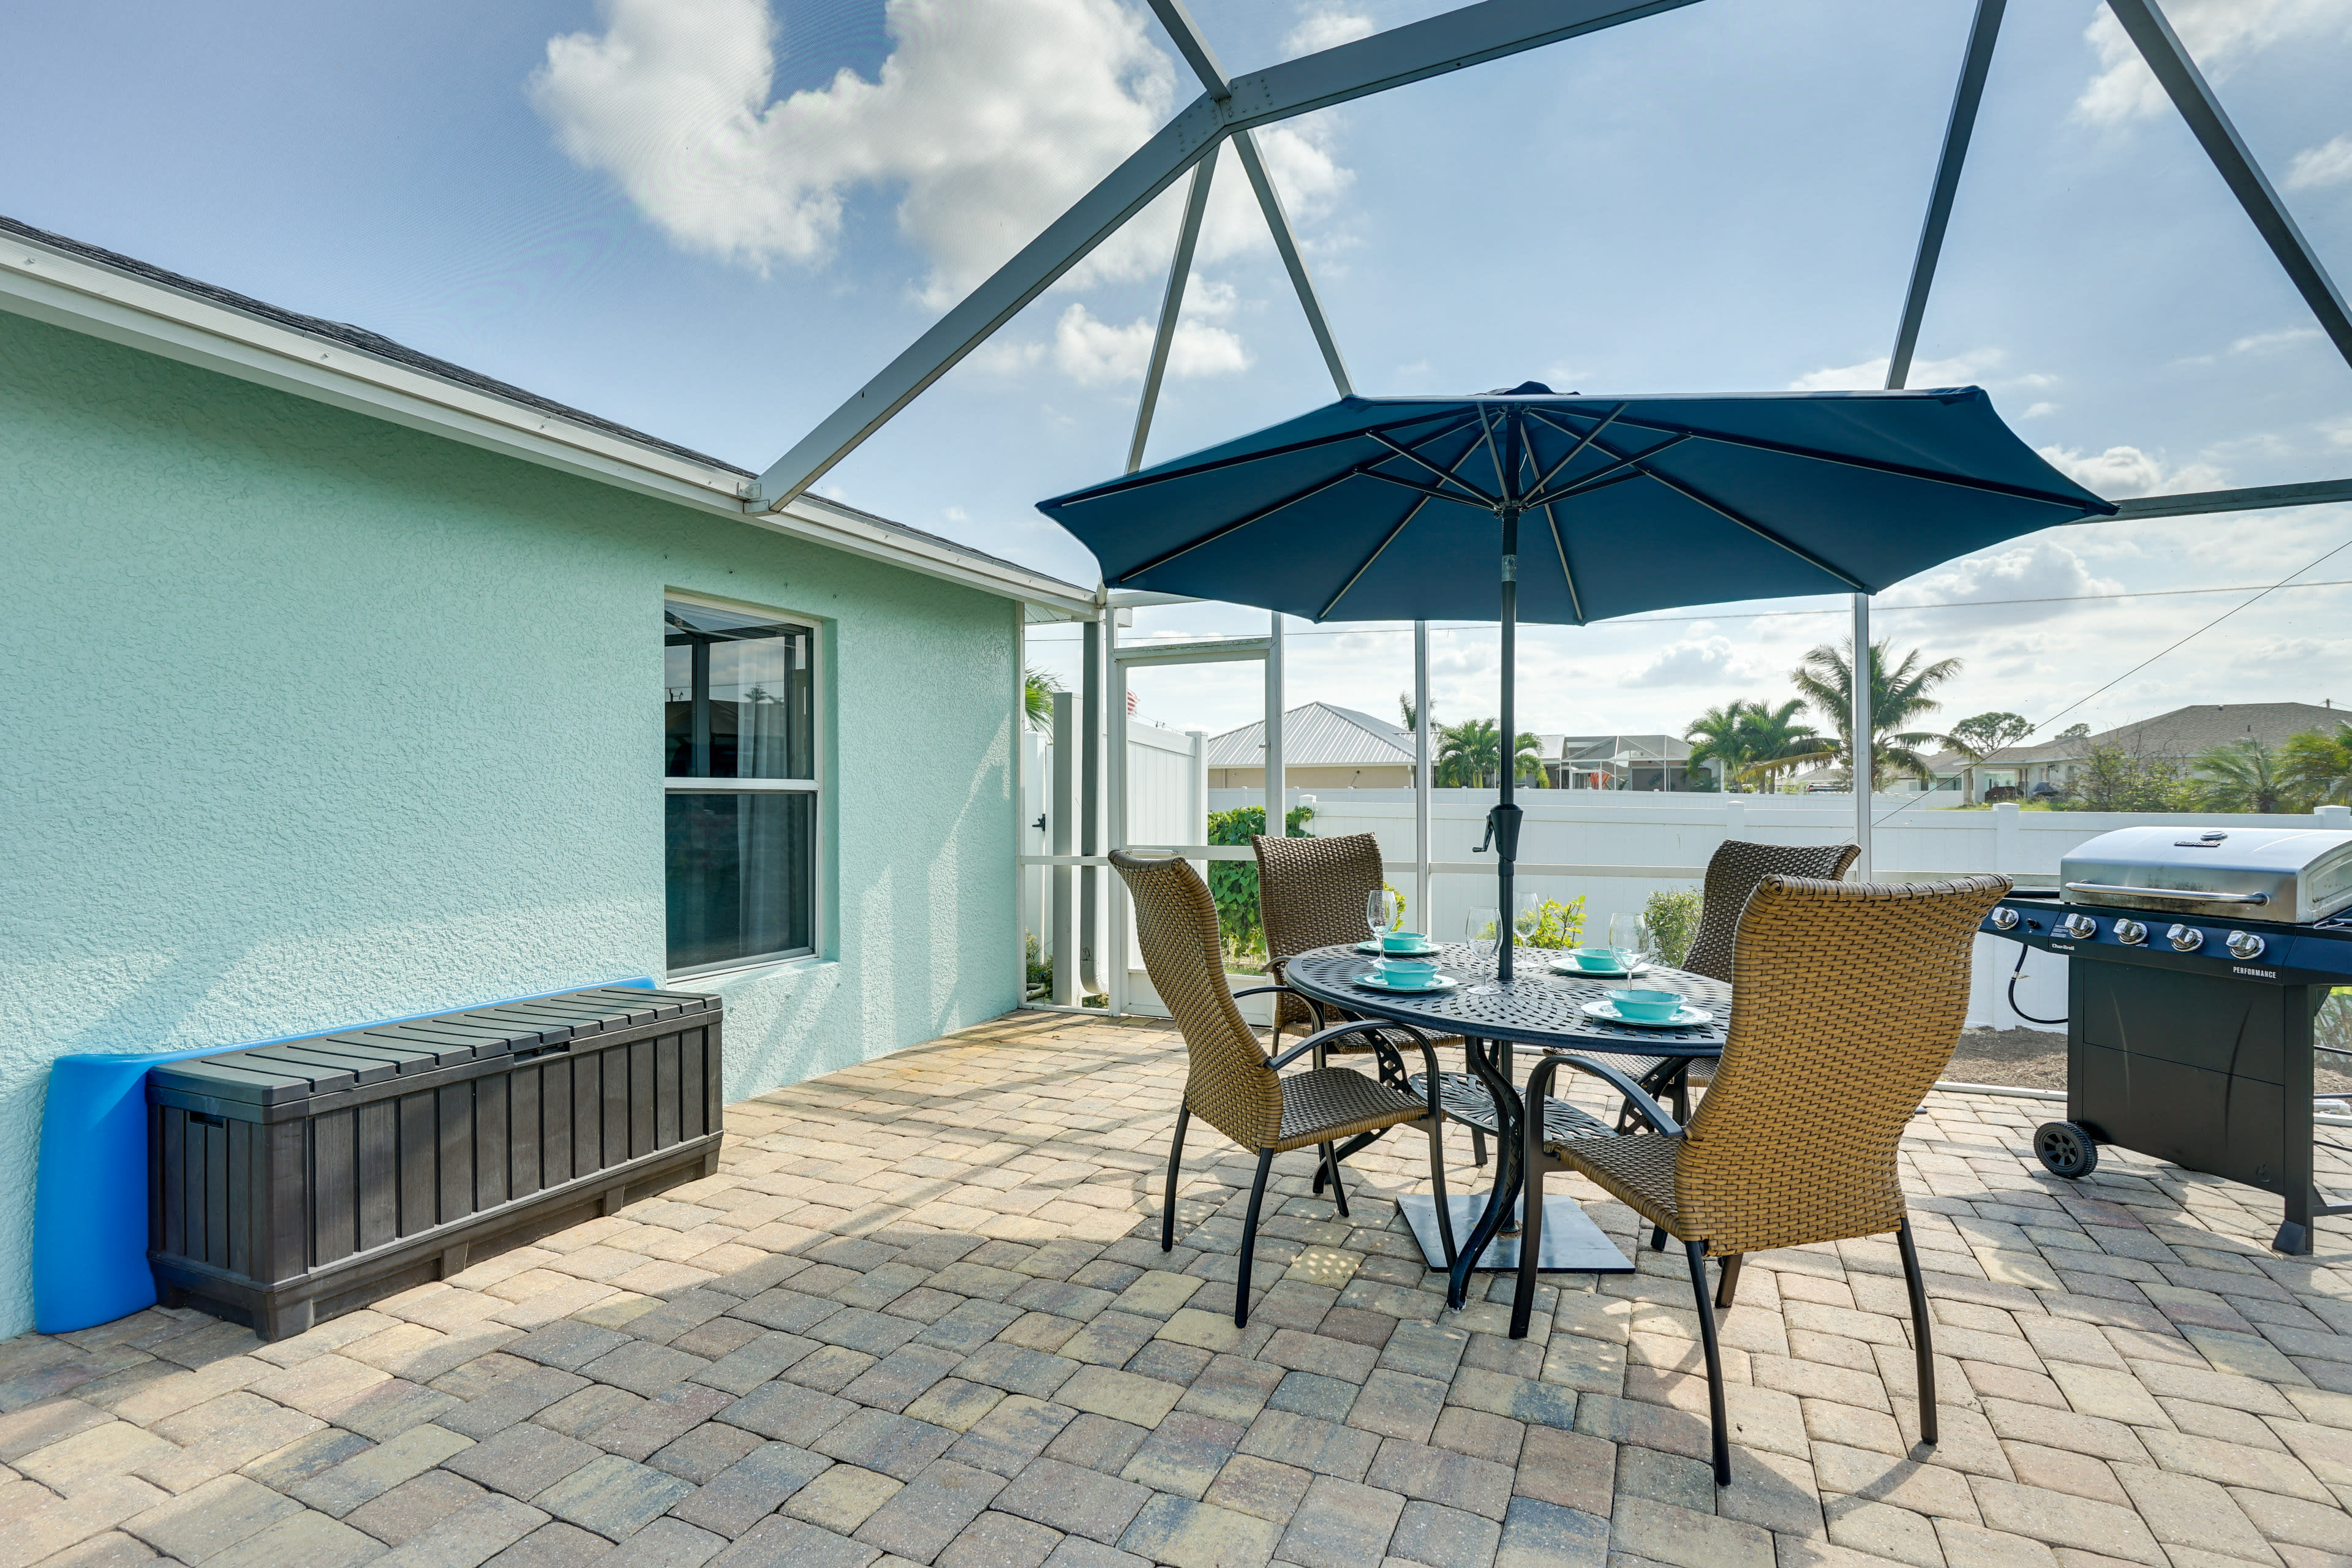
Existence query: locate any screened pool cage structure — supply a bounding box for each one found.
[739,0,2352,1011]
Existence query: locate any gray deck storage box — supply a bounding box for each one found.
[148,985,722,1338]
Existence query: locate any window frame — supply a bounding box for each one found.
[662,592,824,978]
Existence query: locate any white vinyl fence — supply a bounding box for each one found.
[1024,738,2352,1032]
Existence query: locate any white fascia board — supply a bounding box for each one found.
[752,496,1094,617]
[0,235,1095,615]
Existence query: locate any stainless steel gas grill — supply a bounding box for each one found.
[1983,825,2352,1253]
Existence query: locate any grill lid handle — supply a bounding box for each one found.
[2062,881,2271,905]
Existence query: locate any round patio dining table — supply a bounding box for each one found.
[1283,943,1730,1310]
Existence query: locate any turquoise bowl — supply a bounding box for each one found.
[1381,930,1431,953]
[1612,989,1683,1022]
[1567,946,1624,970]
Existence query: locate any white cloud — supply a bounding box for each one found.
[2022,402,2059,418]
[1049,303,1251,387]
[1285,7,1376,55]
[2232,326,2323,353]
[2076,1,2350,125]
[530,0,1178,305]
[1786,347,2009,392]
[2328,415,2352,449]
[1882,538,2123,627]
[1621,636,1766,688]
[2288,134,2352,190]
[2035,443,2225,498]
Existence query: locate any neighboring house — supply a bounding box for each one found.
[1207,702,1416,789]
[1905,703,2349,800]
[1,214,1089,1337]
[1537,734,1695,791]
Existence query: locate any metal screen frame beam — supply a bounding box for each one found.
[1887,0,2006,390]
[1129,146,1218,473]
[2106,0,2352,371]
[2110,478,2352,520]
[756,0,1702,504]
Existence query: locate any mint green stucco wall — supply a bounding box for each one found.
[0,310,1021,1338]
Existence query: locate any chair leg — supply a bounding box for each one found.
[1320,1142,1350,1218]
[1471,1127,1487,1167]
[1898,1217,1939,1447]
[1423,1119,1457,1270]
[1684,1240,1731,1487]
[1650,1225,1667,1253]
[1235,1148,1276,1330]
[1714,1254,1744,1311]
[1511,1161,1544,1340]
[1161,1104,1191,1253]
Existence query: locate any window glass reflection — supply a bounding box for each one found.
[665,601,813,779]
[665,791,814,970]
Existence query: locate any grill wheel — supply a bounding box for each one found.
[2034,1120,2100,1180]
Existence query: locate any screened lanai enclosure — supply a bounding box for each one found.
[734,0,2352,1016]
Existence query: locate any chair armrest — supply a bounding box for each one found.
[1525,1054,1684,1137]
[1268,1016,1422,1071]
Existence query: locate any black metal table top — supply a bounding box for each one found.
[1284,943,1729,1055]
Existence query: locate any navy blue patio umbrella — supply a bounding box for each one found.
[1038,384,2114,979]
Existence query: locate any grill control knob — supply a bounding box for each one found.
[1990,907,2019,932]
[2114,919,2148,946]
[2225,930,2267,960]
[2168,924,2204,953]
[2056,914,2099,941]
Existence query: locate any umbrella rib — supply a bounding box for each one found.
[1357,468,1496,507]
[1521,435,1688,508]
[1592,412,2115,512]
[1526,403,1623,494]
[1050,408,1473,505]
[1632,464,1871,591]
[1319,494,1432,620]
[1367,430,1498,506]
[1543,502,1586,624]
[1114,468,1361,580]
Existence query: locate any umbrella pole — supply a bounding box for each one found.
[1495,510,1521,984]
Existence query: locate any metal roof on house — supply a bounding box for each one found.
[0,212,1082,599]
[1924,702,2348,772]
[1207,703,1415,768]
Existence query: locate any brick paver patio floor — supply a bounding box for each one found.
[9,1009,2352,1568]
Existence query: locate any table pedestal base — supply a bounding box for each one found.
[1400,1193,1633,1273]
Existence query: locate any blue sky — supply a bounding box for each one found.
[7,0,2350,744]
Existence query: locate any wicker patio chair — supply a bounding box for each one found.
[1611,839,1864,1128]
[1514,872,2010,1485]
[1113,848,1458,1327]
[1254,833,1481,1169]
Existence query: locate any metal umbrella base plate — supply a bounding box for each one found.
[1400,1193,1634,1273]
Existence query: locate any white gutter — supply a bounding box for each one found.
[0,231,1091,618]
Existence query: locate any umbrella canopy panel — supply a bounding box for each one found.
[1040,388,2114,625]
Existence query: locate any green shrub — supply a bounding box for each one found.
[1203,802,1316,959]
[1644,888,1703,968]
[1515,896,1587,949]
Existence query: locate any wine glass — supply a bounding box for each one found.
[1607,913,1652,974]
[1367,888,1402,950]
[1514,891,1546,948]
[1466,906,1501,992]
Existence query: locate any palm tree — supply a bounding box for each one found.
[2196,737,2297,814]
[1435,718,1543,788]
[1398,692,1419,732]
[1023,666,1063,732]
[2284,723,2352,805]
[1780,638,1964,790]
[1684,698,1819,790]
